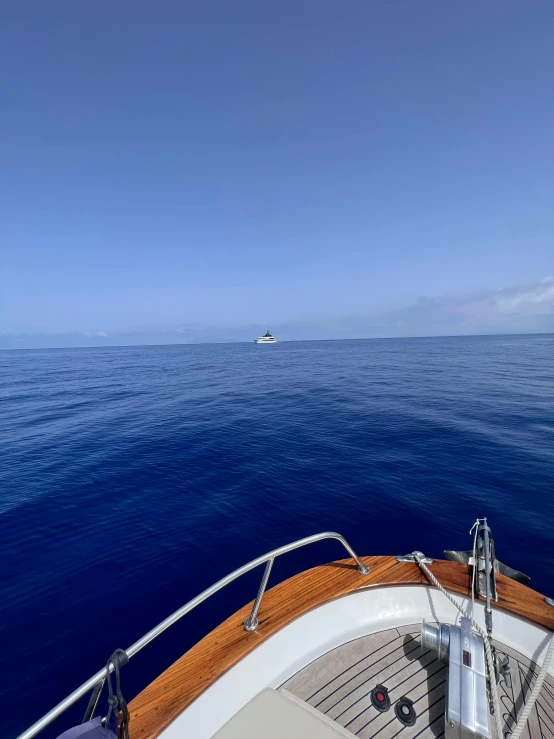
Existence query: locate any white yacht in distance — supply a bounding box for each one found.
[254,331,276,344]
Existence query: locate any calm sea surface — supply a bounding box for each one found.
[1,335,554,737]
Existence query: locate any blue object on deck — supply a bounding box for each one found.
[55,717,116,739]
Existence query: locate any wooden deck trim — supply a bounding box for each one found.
[128,556,554,738]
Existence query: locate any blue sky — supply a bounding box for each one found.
[2,1,553,348]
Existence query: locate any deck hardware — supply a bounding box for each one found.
[479,519,496,634]
[500,654,512,689]
[396,552,433,564]
[244,559,274,632]
[546,597,554,607]
[82,677,105,723]
[422,621,450,663]
[395,697,416,727]
[243,536,369,632]
[370,684,391,712]
[422,618,491,739]
[447,519,498,633]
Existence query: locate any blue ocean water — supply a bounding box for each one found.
[1,335,554,738]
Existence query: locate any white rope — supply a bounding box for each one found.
[413,551,554,739]
[470,519,479,618]
[510,633,554,739]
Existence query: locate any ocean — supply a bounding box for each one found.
[1,335,554,738]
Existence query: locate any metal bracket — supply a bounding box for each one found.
[396,552,433,564]
[243,615,259,632]
[546,597,554,607]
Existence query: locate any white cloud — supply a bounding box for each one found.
[95,331,109,337]
[472,281,554,317]
[379,277,554,336]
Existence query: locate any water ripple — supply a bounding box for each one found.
[1,335,554,738]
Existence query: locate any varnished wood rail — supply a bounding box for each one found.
[127,556,554,738]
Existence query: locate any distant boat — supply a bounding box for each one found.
[254,330,276,344]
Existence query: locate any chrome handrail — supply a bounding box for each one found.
[18,531,369,739]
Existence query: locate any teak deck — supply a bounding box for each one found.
[283,626,554,739]
[127,556,554,738]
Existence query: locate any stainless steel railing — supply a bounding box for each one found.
[18,531,369,739]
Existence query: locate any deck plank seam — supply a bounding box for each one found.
[322,643,427,714]
[328,643,431,712]
[404,709,447,739]
[404,694,446,739]
[314,640,425,709]
[543,683,554,703]
[356,689,445,739]
[501,675,518,731]
[518,662,554,738]
[535,704,554,736]
[335,650,441,722]
[520,666,554,714]
[355,679,446,736]
[517,661,541,739]
[342,664,445,732]
[307,634,408,703]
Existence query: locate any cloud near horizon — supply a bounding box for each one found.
[399,277,554,334]
[1,278,553,349]
[294,277,554,340]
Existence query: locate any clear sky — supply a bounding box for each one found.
[2,1,554,347]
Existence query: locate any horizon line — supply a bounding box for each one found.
[2,330,553,352]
